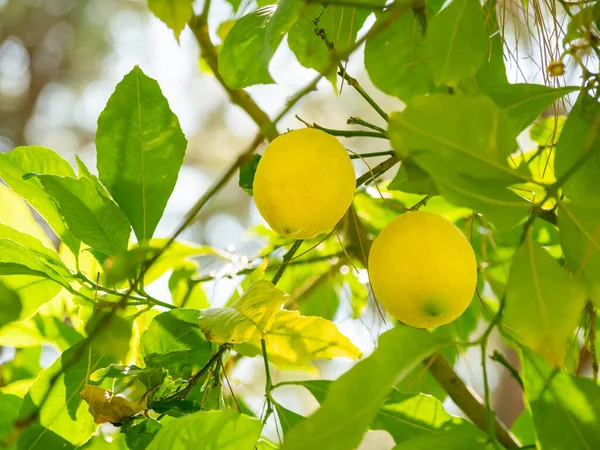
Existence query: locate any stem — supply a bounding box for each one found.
[490,351,524,389]
[271,240,304,286]
[350,151,396,160]
[355,154,400,187]
[295,116,387,139]
[586,301,598,381]
[338,70,389,122]
[481,340,499,448]
[159,344,231,403]
[347,117,386,133]
[425,354,521,449]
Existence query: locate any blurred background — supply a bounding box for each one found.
[0,0,591,448]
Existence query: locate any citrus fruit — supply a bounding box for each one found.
[368,211,477,328]
[253,128,356,239]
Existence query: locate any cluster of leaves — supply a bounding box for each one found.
[1,0,600,449]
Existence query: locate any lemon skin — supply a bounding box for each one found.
[368,211,477,328]
[253,128,356,239]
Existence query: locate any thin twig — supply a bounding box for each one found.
[347,117,386,133]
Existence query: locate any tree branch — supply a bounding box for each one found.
[189,15,278,142]
[425,354,521,449]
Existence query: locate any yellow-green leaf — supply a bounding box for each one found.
[558,201,600,307]
[235,310,361,365]
[147,0,193,40]
[504,233,586,366]
[80,384,146,424]
[198,280,287,344]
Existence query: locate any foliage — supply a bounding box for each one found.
[1,0,600,449]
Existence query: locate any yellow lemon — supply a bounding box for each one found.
[253,128,356,239]
[368,211,477,328]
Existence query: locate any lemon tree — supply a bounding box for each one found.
[1,1,600,450]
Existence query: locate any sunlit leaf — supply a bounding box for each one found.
[371,390,487,446]
[0,313,83,350]
[474,0,507,88]
[220,3,302,88]
[0,281,21,330]
[504,233,586,366]
[147,0,193,40]
[0,146,79,254]
[235,309,361,365]
[558,201,600,307]
[18,343,112,445]
[0,184,51,245]
[169,265,209,309]
[521,350,600,449]
[198,280,287,344]
[96,66,187,243]
[280,326,446,450]
[0,239,70,288]
[146,410,261,450]
[389,94,523,183]
[80,384,146,424]
[424,0,488,87]
[554,94,600,206]
[121,416,162,450]
[275,401,305,436]
[85,312,133,362]
[365,11,432,101]
[480,83,578,133]
[36,175,131,256]
[140,309,211,379]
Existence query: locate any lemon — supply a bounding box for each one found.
[253,128,356,239]
[368,211,477,328]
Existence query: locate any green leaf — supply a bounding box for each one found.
[411,156,530,230]
[96,66,187,242]
[275,402,305,436]
[0,223,70,278]
[146,410,261,450]
[168,265,209,309]
[554,94,600,206]
[219,7,275,87]
[0,393,22,441]
[274,379,332,405]
[198,280,288,344]
[389,94,523,183]
[391,427,491,449]
[0,184,52,245]
[388,161,438,195]
[0,239,70,288]
[511,409,535,448]
[480,84,579,133]
[85,312,132,361]
[424,0,488,87]
[18,343,112,445]
[288,5,370,86]
[140,309,212,379]
[36,175,131,256]
[122,416,162,450]
[219,6,293,88]
[0,280,21,330]
[280,326,446,450]
[147,0,193,40]
[90,364,163,385]
[234,309,361,365]
[521,351,600,449]
[239,154,261,195]
[504,233,586,366]
[558,201,600,307]
[474,0,507,88]
[0,146,79,254]
[0,279,62,325]
[75,155,109,195]
[365,11,432,101]
[0,313,83,351]
[371,390,487,446]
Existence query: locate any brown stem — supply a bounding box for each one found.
[425,354,521,449]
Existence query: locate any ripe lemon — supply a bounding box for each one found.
[253,128,356,239]
[368,211,477,328]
